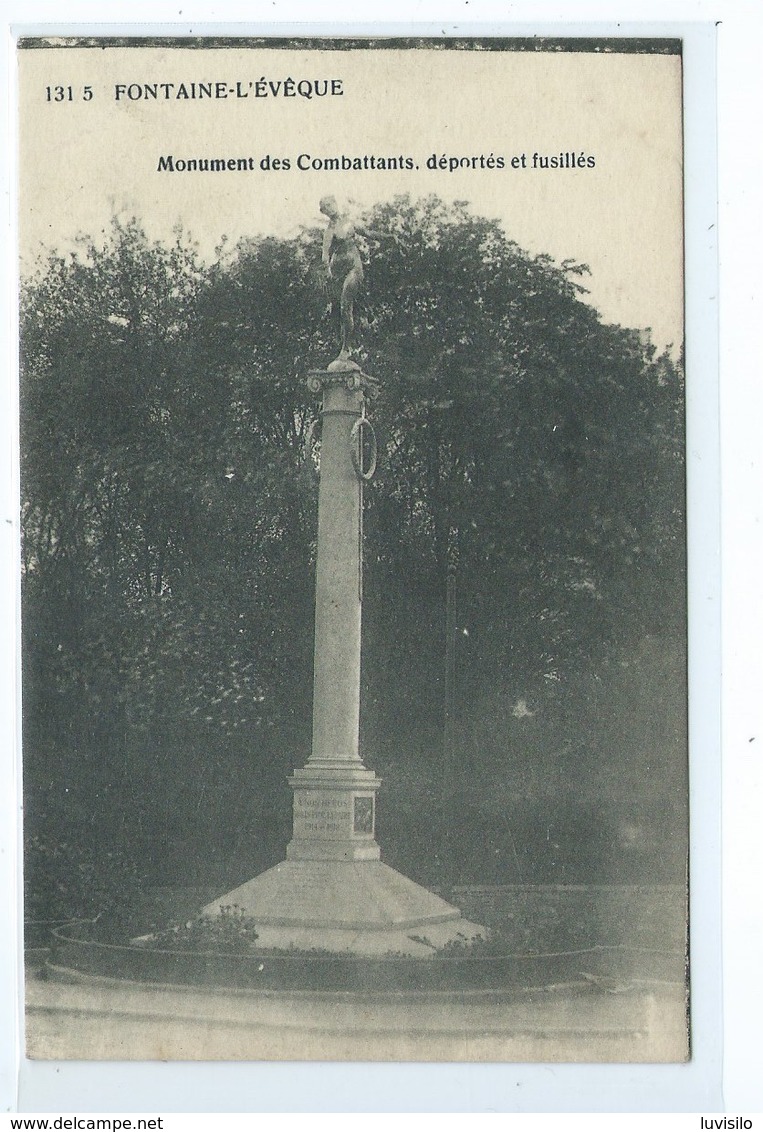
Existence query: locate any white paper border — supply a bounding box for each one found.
[1,0,754,1115]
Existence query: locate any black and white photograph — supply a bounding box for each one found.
[17,36,689,1064]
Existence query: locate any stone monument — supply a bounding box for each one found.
[202,204,483,956]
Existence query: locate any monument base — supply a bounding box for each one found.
[200,760,486,957]
[200,858,485,957]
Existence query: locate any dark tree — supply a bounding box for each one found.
[21,198,686,918]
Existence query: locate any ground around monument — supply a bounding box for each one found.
[23,884,689,1063]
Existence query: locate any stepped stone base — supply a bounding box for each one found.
[200,859,486,957]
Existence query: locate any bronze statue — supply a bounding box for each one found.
[319,196,369,362]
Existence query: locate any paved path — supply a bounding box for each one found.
[25,967,688,1062]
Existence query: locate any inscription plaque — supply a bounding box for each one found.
[292,791,353,838]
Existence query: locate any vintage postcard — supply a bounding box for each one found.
[18,36,688,1063]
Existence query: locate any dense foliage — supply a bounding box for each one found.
[21,198,686,918]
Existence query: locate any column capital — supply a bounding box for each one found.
[307,366,380,400]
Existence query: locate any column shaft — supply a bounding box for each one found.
[310,382,364,766]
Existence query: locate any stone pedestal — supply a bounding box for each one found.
[287,763,381,862]
[201,365,484,956]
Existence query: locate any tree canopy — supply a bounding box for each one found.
[20,196,687,919]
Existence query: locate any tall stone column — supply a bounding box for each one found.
[201,361,484,955]
[309,371,365,768]
[287,366,381,863]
